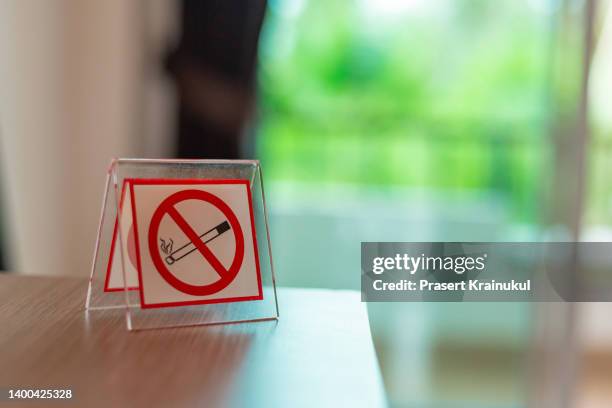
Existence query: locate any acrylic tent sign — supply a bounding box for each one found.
[85,159,279,331]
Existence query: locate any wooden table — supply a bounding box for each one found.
[0,275,386,407]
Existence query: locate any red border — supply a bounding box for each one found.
[127,178,264,309]
[103,180,139,292]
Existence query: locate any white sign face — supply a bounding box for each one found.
[128,179,263,308]
[105,181,139,292]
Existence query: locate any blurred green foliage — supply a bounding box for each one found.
[257,0,581,222]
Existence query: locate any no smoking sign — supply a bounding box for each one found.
[128,179,263,308]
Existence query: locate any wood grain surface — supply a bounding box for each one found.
[0,275,386,407]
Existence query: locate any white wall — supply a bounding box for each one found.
[0,0,163,276]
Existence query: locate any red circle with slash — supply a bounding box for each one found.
[148,189,245,296]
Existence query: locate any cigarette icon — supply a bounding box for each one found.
[164,220,231,265]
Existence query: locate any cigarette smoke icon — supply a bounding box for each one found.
[164,220,231,265]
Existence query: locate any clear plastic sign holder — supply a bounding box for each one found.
[85,159,279,330]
